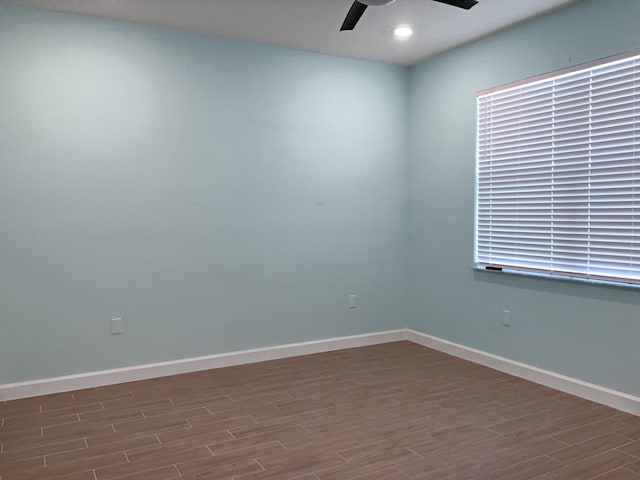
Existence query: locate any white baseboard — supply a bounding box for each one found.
[3,327,639,417]
[0,330,407,401]
[406,329,640,416]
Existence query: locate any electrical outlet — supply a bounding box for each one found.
[502,310,511,327]
[348,294,357,309]
[112,318,123,335]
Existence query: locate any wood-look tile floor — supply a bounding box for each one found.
[2,342,640,480]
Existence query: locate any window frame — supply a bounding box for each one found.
[474,50,640,287]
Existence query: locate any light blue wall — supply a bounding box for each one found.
[408,0,640,396]
[0,4,410,383]
[4,0,640,397]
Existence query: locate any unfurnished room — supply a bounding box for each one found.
[2,0,640,479]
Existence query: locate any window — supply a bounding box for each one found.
[475,52,640,285]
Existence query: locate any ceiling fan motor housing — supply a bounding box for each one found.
[361,0,396,5]
[341,0,477,32]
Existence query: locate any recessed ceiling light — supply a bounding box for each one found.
[393,25,413,38]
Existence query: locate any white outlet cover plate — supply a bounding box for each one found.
[112,318,123,335]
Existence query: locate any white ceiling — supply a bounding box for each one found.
[3,0,581,66]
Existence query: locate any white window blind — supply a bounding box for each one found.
[476,52,640,284]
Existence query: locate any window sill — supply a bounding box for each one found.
[472,265,640,291]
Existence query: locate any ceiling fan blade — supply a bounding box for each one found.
[340,1,368,31]
[432,0,478,10]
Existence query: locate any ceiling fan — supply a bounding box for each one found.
[340,0,479,31]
